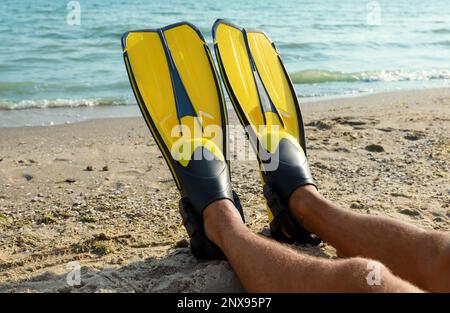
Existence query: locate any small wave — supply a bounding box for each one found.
[36,31,77,40]
[290,69,450,84]
[100,31,125,39]
[0,97,133,110]
[431,40,450,47]
[0,81,84,95]
[277,42,329,50]
[88,25,125,39]
[0,81,129,96]
[290,70,359,84]
[312,23,370,30]
[9,56,59,64]
[299,88,375,99]
[158,11,183,16]
[0,82,39,95]
[277,41,390,50]
[431,28,450,34]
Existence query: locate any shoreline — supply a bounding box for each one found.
[1,86,450,129]
[0,87,448,292]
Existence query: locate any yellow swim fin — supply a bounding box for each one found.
[122,22,244,259]
[213,19,320,245]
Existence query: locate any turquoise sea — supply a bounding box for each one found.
[1,0,450,126]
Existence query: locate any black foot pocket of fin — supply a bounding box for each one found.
[179,192,245,260]
[263,184,321,246]
[179,197,224,260]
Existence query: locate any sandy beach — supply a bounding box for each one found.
[0,88,449,292]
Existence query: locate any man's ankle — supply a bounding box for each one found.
[288,184,321,224]
[203,199,243,248]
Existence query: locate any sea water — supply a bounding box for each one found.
[0,0,449,126]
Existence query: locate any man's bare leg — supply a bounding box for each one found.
[289,185,450,292]
[203,199,421,292]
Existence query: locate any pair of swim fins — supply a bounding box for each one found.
[121,20,319,259]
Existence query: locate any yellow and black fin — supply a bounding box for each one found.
[122,22,244,259]
[213,19,319,245]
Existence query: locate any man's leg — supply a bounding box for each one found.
[203,200,421,292]
[289,185,450,292]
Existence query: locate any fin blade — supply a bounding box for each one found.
[123,23,228,191]
[214,21,306,150]
[124,31,179,146]
[213,22,265,130]
[163,25,224,133]
[246,31,301,142]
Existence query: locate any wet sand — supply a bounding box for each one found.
[0,88,449,292]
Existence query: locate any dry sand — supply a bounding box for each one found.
[0,88,449,292]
